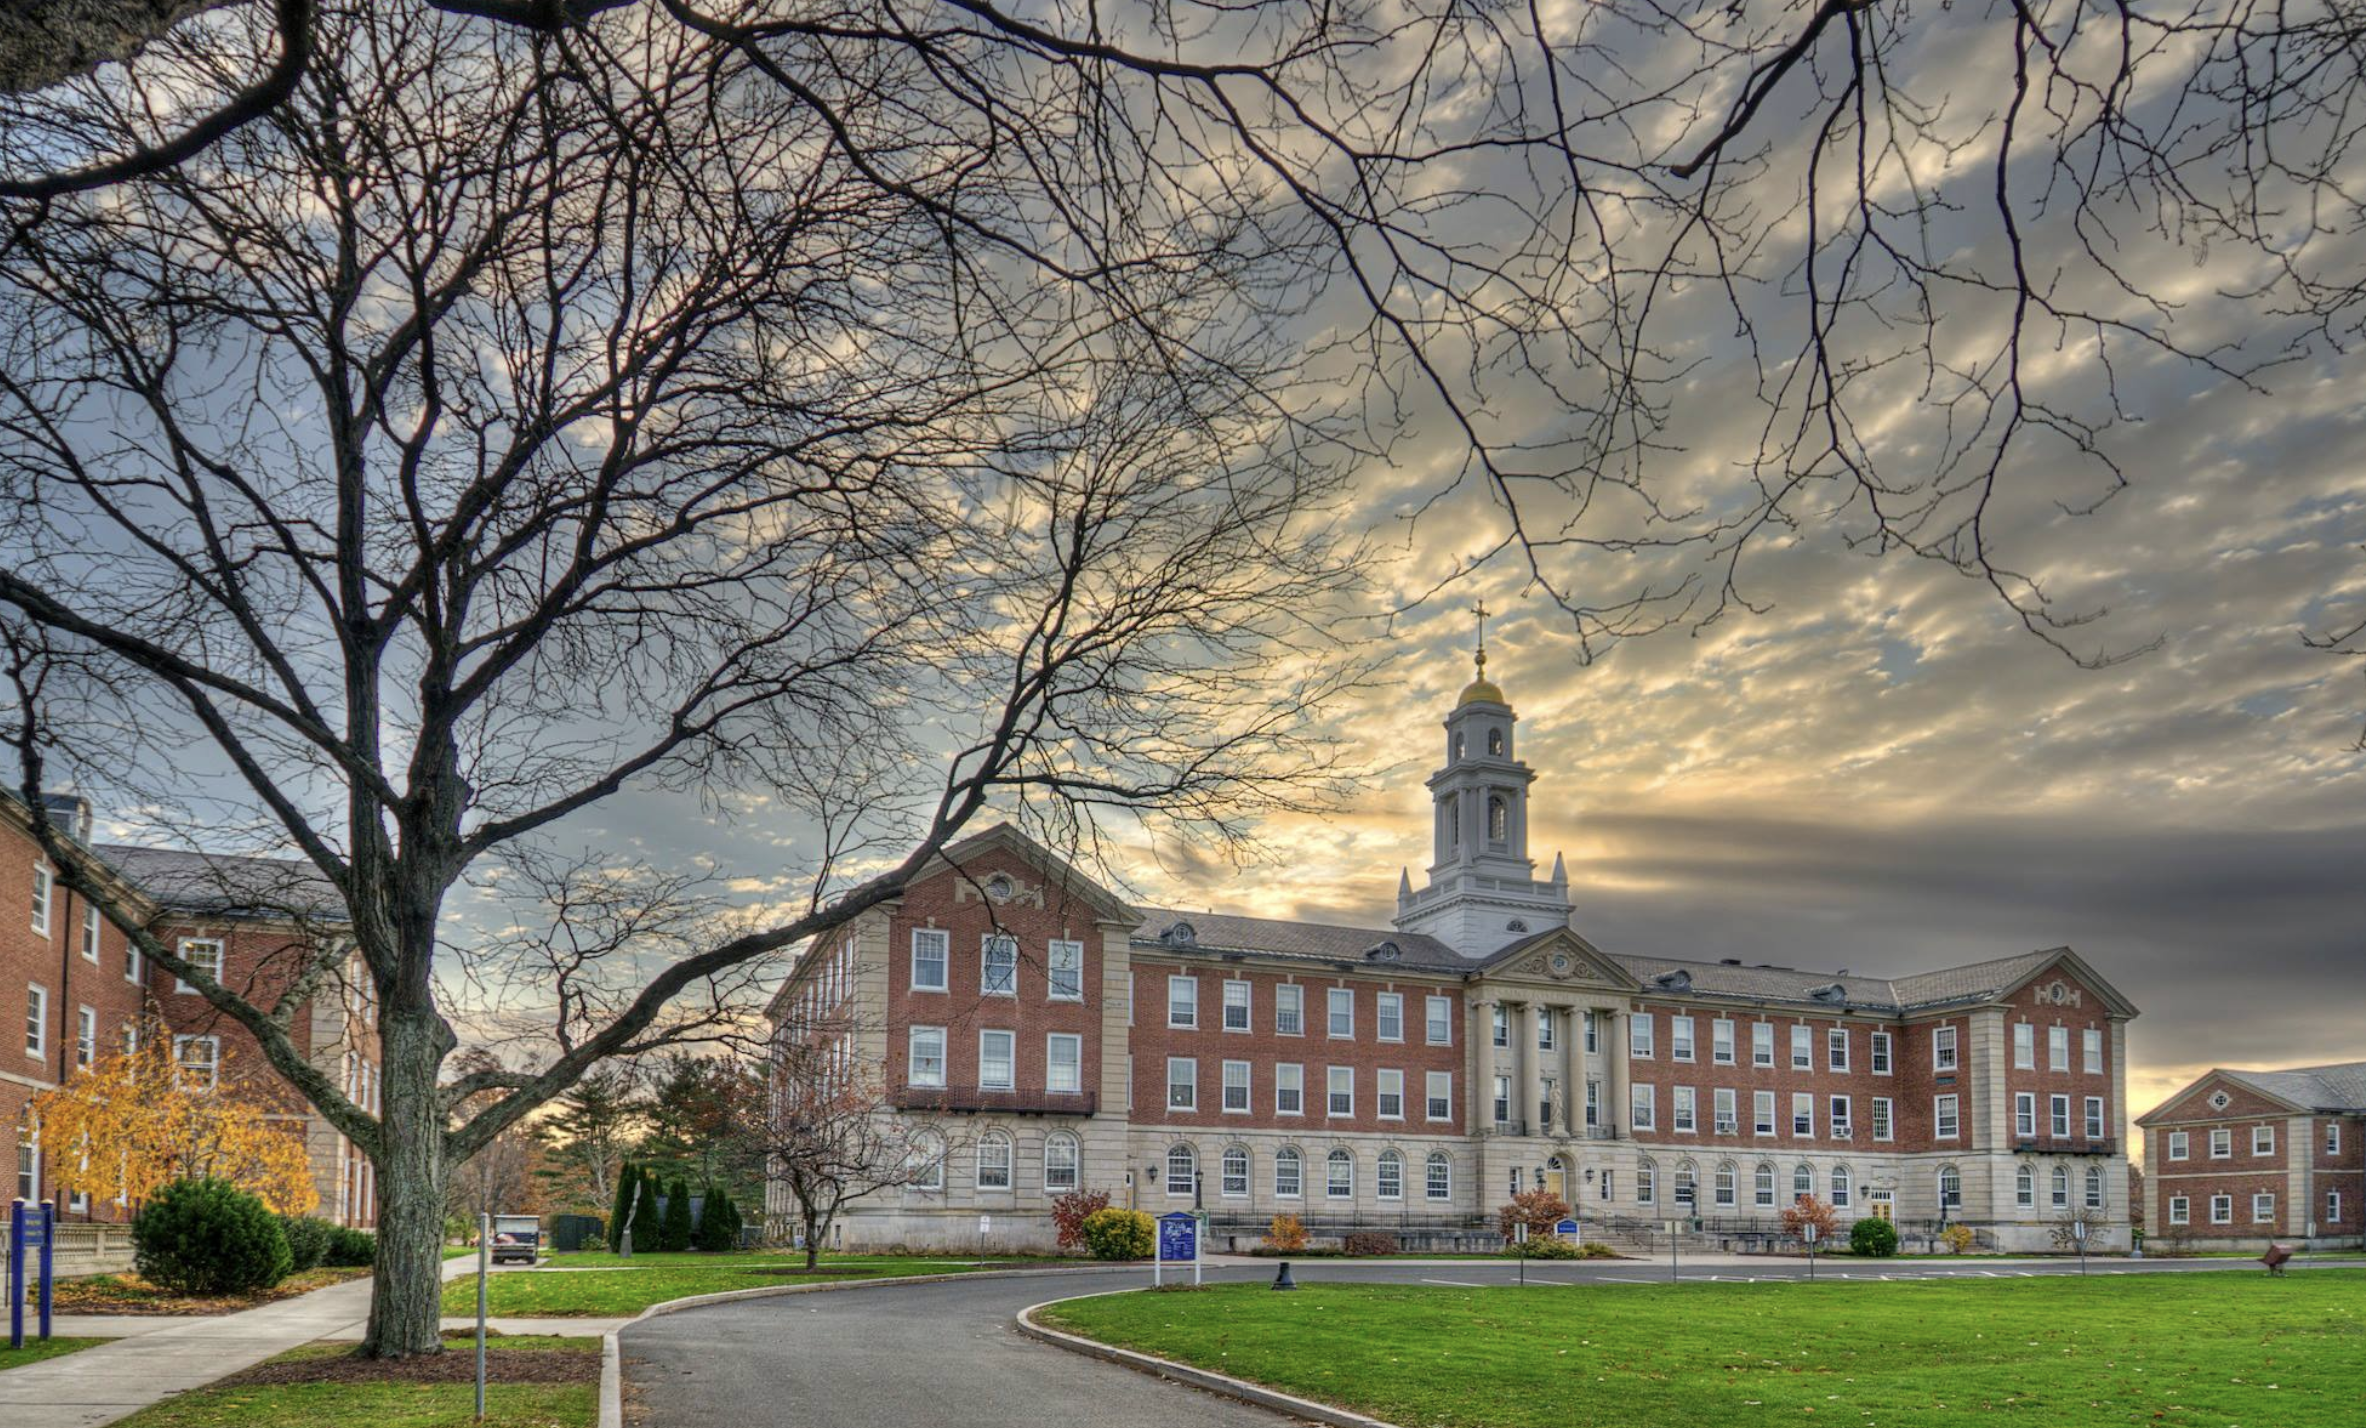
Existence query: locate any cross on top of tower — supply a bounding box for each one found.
[1456,600,1505,707]
[1473,600,1489,677]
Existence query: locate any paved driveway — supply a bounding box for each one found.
[619,1254,2360,1428]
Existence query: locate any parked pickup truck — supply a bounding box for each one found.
[489,1214,543,1265]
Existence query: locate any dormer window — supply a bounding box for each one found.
[1487,728,1504,756]
[1163,920,1197,947]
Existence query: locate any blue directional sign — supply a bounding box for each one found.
[1553,1218,1579,1237]
[1156,1211,1198,1263]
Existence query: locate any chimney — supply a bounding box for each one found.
[39,790,93,843]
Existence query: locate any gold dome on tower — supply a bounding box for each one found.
[1457,600,1506,705]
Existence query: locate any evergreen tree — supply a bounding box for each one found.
[631,1170,664,1252]
[660,1176,694,1252]
[610,1161,639,1254]
[694,1185,738,1251]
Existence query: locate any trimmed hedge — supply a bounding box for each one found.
[660,1176,694,1251]
[134,1178,293,1295]
[279,1213,334,1272]
[325,1225,377,1267]
[1850,1216,1901,1257]
[1080,1207,1155,1260]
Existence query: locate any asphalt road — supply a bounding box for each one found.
[619,1253,2360,1428]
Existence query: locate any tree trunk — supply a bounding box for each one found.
[361,1004,455,1358]
[803,1203,826,1270]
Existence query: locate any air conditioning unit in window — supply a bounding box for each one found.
[1714,1118,1738,1134]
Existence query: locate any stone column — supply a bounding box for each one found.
[1514,1001,1538,1137]
[1476,998,1500,1134]
[1603,1007,1629,1138]
[1561,1005,1582,1136]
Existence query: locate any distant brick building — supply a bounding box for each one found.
[766,651,2141,1253]
[2,794,378,1225]
[2138,1063,2363,1251]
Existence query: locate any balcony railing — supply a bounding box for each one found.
[889,1085,1097,1117]
[2012,1135,2119,1156]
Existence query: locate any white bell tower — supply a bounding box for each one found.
[1393,604,1573,956]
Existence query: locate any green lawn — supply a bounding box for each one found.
[1038,1272,2366,1426]
[108,1334,595,1428]
[0,1336,107,1372]
[440,1250,1078,1317]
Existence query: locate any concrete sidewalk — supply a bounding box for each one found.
[1,1254,482,1428]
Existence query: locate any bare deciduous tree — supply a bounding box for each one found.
[0,4,1371,1356]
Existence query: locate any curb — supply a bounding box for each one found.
[1015,1289,1401,1428]
[595,1263,1141,1428]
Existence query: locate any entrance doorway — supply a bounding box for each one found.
[1870,1189,1895,1221]
[1543,1156,1569,1202]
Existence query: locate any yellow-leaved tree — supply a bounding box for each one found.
[32,1032,317,1215]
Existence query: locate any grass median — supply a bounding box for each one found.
[107,1333,596,1428]
[0,1336,108,1372]
[1037,1270,2365,1426]
[439,1249,1081,1317]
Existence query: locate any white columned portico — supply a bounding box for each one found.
[1514,1001,1539,1135]
[1604,1007,1630,1137]
[1560,1005,1582,1135]
[1476,999,1501,1133]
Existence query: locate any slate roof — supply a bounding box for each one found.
[2220,1062,2366,1113]
[1131,908,1468,972]
[1606,953,1908,1011]
[96,844,349,922]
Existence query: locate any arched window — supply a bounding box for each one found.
[1378,1150,1404,1201]
[1326,1148,1354,1199]
[1487,728,1504,756]
[2050,1165,2070,1209]
[1673,1160,1698,1209]
[1487,795,1508,841]
[1274,1147,1302,1199]
[1165,1144,1197,1197]
[909,1131,945,1192]
[2084,1167,2105,1211]
[1045,1132,1080,1193]
[1636,1157,1657,1205]
[2015,1163,2035,1208]
[1453,731,1466,761]
[1830,1164,1852,1208]
[1937,1166,1963,1213]
[1793,1163,1814,1201]
[1221,1146,1251,1198]
[1753,1162,1776,1208]
[976,1131,1014,1191]
[1713,1162,1737,1207]
[1426,1152,1452,1202]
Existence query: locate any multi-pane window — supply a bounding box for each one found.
[2167,1195,2189,1226]
[1752,1022,1774,1067]
[1046,1133,1080,1191]
[1673,1165,1697,1209]
[75,1007,95,1067]
[1276,984,1304,1035]
[2253,1124,2276,1156]
[1377,1151,1404,1202]
[910,929,949,991]
[1630,1084,1655,1131]
[80,905,100,963]
[2083,1028,2104,1074]
[1426,995,1453,1045]
[2084,1097,2106,1140]
[1830,1165,1852,1207]
[1168,975,1198,1028]
[2050,1165,2070,1209]
[1938,1166,1963,1212]
[1166,1145,1196,1196]
[2048,1024,2070,1072]
[2085,1167,2104,1211]
[124,940,142,985]
[2330,1124,2344,1157]
[1791,1093,1813,1137]
[1713,1087,1737,1134]
[1827,1028,1849,1071]
[24,984,46,1059]
[1222,1146,1250,1198]
[1327,1066,1354,1117]
[1935,1094,1960,1139]
[1636,1161,1656,1205]
[1378,993,1404,1043]
[1791,1163,1813,1200]
[2167,1130,2189,1159]
[1222,1060,1252,1113]
[1426,1153,1452,1201]
[1754,1090,1776,1136]
[1494,1075,1513,1127]
[1828,1095,1851,1138]
[1378,1069,1404,1119]
[1276,1062,1304,1115]
[1712,1019,1735,1065]
[1870,1031,1892,1074]
[1493,1004,1510,1047]
[1789,1024,1812,1070]
[173,1034,220,1089]
[1585,1080,1600,1127]
[2050,1094,2071,1138]
[2015,1092,2037,1138]
[2016,1164,2036,1208]
[176,938,224,994]
[1537,1008,1555,1051]
[1630,1013,1654,1058]
[1274,1148,1302,1198]
[1326,1149,1354,1199]
[1871,1097,1893,1141]
[979,935,1017,996]
[30,865,51,936]
[976,1134,1013,1190]
[1167,1057,1198,1110]
[1933,1025,1959,1071]
[1714,1163,1737,1207]
[979,1030,1015,1089]
[1222,980,1253,1032]
[2209,1193,2233,1224]
[1672,1086,1696,1133]
[1328,988,1354,1039]
[1584,1011,1598,1052]
[2210,1128,2232,1157]
[1046,1034,1082,1093]
[2329,1189,2344,1224]
[1048,940,1084,1000]
[2013,1022,2035,1070]
[1427,1071,1453,1121]
[1670,1015,1694,1062]
[2253,1192,2277,1223]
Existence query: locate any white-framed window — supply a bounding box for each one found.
[1222,979,1252,1032]
[1937,1165,1962,1212]
[1827,1028,1849,1072]
[1168,975,1198,1029]
[2327,1123,2342,1157]
[1670,1015,1694,1062]
[1221,1145,1251,1198]
[2013,1021,2035,1070]
[2253,1124,2276,1156]
[2084,1167,2104,1210]
[1753,1090,1776,1136]
[1378,1068,1405,1120]
[1166,1144,1197,1196]
[1167,1057,1197,1111]
[1830,1164,1852,1208]
[1870,1029,1892,1075]
[1712,1018,1736,1065]
[15,1113,38,1201]
[1871,1097,1894,1142]
[1714,1086,1737,1134]
[25,983,46,1060]
[2050,1094,2071,1138]
[1276,1062,1304,1115]
[2210,1127,2233,1158]
[1494,1076,1513,1130]
[1326,1148,1354,1199]
[1673,1085,1697,1133]
[80,905,101,963]
[2167,1195,2189,1226]
[2167,1129,2189,1160]
[981,934,1017,996]
[979,1030,1015,1089]
[2015,1163,2036,1208]
[2328,1189,2343,1224]
[1539,1008,1559,1052]
[1425,995,1452,1045]
[1586,1079,1601,1128]
[1327,1065,1354,1117]
[175,937,225,994]
[1046,1033,1082,1093]
[1674,1163,1698,1209]
[2252,1192,2276,1224]
[1584,1011,1599,1052]
[2083,1027,2104,1074]
[75,1006,95,1068]
[173,1033,220,1089]
[2209,1193,2233,1224]
[2050,1165,2070,1209]
[1828,1095,1851,1139]
[1933,1025,1959,1072]
[1754,1162,1776,1207]
[1636,1159,1656,1205]
[1377,1149,1404,1201]
[1934,1094,1960,1139]
[1426,1152,1452,1201]
[1751,1021,1774,1067]
[908,1024,947,1091]
[1713,1162,1737,1207]
[1274,1146,1303,1197]
[1629,1012,1654,1058]
[124,939,142,985]
[1426,1071,1453,1121]
[1377,993,1403,1043]
[1275,983,1304,1036]
[2015,1092,2037,1138]
[1222,1059,1252,1113]
[1327,987,1354,1039]
[911,1132,946,1192]
[2085,1097,2106,1140]
[2048,1024,2070,1072]
[1629,1083,1655,1131]
[909,929,949,992]
[1048,940,1084,1001]
[976,1132,1013,1190]
[1790,1024,1812,1070]
[30,864,51,936]
[1791,1092,1813,1137]
[1045,1132,1080,1192]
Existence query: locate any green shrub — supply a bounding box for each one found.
[694,1186,740,1251]
[133,1178,293,1295]
[581,1230,607,1252]
[1505,1234,1578,1260]
[660,1176,695,1251]
[1850,1216,1901,1257]
[611,1163,640,1254]
[1342,1231,1400,1257]
[1079,1207,1155,1260]
[278,1213,334,1272]
[324,1225,377,1267]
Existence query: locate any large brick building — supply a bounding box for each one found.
[2,793,379,1226]
[766,654,2140,1253]
[2137,1062,2363,1251]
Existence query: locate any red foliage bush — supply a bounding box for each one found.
[1050,1189,1112,1250]
[1342,1231,1401,1256]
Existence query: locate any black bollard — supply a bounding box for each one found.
[1272,1261,1298,1291]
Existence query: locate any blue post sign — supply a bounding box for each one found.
[10,1199,55,1348]
[1154,1211,1201,1287]
[1553,1218,1578,1237]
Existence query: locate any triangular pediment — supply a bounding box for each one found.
[1995,947,2141,1019]
[1473,926,1642,992]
